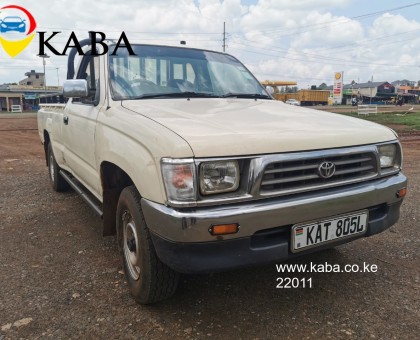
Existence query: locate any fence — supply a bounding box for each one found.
[11,105,22,113]
[357,105,377,115]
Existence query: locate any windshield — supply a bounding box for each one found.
[109,45,270,100]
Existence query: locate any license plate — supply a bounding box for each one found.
[291,211,368,252]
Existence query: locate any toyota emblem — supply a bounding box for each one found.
[318,161,336,179]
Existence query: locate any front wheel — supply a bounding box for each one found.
[116,186,179,304]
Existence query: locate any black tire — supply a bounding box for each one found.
[47,143,70,192]
[116,186,179,304]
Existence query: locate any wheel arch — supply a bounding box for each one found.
[100,161,134,236]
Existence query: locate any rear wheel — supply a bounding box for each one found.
[116,186,179,304]
[47,143,69,192]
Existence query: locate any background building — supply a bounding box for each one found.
[0,70,62,112]
[328,81,397,104]
[19,70,45,87]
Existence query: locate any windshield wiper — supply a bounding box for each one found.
[126,92,220,100]
[220,93,271,99]
[122,92,271,100]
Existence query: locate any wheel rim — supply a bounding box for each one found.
[122,211,141,281]
[49,152,55,182]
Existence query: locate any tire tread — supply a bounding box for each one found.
[119,186,179,304]
[47,143,69,192]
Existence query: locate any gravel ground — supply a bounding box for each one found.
[0,115,419,339]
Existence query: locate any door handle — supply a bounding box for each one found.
[63,116,69,125]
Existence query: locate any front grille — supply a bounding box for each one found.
[260,151,378,196]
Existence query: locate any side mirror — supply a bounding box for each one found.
[63,79,88,98]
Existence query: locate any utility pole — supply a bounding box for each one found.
[37,53,50,93]
[222,22,226,52]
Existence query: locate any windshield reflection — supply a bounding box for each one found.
[109,45,270,100]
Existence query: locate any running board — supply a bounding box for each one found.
[59,170,103,218]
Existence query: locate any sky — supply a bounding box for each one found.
[1,0,420,88]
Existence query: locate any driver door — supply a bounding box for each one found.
[62,54,102,197]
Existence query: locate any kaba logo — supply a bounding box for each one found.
[38,31,136,56]
[0,4,136,58]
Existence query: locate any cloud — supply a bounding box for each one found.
[0,0,419,88]
[234,9,420,87]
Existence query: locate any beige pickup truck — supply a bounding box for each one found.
[37,41,407,304]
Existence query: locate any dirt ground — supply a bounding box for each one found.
[0,115,419,339]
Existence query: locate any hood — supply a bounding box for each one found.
[122,98,397,157]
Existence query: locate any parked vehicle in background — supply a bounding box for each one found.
[37,39,407,304]
[261,82,330,106]
[295,89,330,106]
[285,98,300,106]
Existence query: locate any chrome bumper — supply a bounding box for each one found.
[141,173,407,243]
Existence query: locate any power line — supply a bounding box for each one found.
[228,26,420,68]
[237,2,420,38]
[313,28,420,52]
[33,3,419,40]
[36,26,221,35]
[228,45,413,69]
[228,42,403,68]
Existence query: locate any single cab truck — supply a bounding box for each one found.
[38,40,407,304]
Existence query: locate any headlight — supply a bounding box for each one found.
[378,144,397,168]
[161,159,196,203]
[18,23,24,28]
[1,24,6,28]
[200,160,240,195]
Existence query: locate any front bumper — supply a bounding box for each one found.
[141,173,407,273]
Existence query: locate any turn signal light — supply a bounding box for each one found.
[396,188,407,198]
[209,223,239,236]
